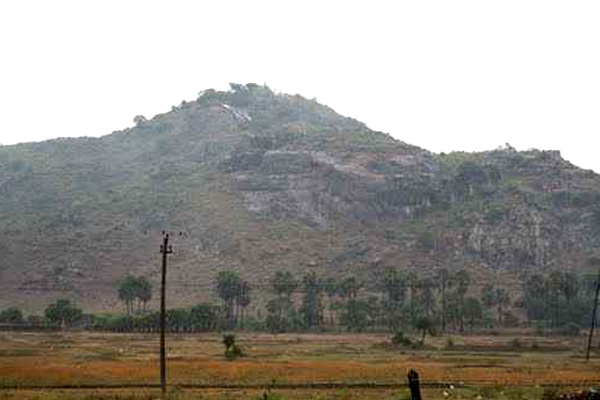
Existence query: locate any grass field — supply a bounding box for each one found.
[0,331,598,399]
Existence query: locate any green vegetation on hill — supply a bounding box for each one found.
[1,83,600,316]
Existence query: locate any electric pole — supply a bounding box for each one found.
[159,232,173,395]
[585,268,600,361]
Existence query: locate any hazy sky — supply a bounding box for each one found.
[1,1,599,171]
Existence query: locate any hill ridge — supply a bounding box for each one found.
[0,83,599,312]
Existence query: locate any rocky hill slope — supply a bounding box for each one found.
[1,83,599,312]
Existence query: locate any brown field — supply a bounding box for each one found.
[0,331,598,399]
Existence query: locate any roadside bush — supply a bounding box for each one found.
[391,331,412,346]
[223,333,244,360]
[446,337,455,348]
[510,338,521,348]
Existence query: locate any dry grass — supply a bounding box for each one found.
[0,331,598,399]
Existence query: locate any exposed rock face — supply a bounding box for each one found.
[0,83,599,311]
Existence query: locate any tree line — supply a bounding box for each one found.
[1,267,598,337]
[521,269,600,334]
[261,269,480,334]
[103,267,600,335]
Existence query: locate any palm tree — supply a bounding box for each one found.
[118,276,137,315]
[339,276,361,300]
[495,288,510,326]
[435,268,451,333]
[237,281,251,329]
[406,271,419,326]
[216,271,242,328]
[138,277,152,312]
[419,278,437,318]
[455,270,471,332]
[324,277,339,327]
[548,271,564,328]
[416,316,435,345]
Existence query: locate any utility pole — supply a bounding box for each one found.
[585,269,600,361]
[159,232,173,395]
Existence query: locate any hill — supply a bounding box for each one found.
[1,83,599,312]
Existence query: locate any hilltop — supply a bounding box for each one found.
[1,83,599,312]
